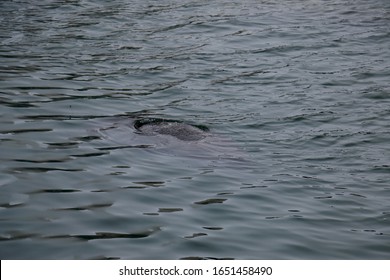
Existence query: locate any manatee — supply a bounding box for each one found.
[93,116,250,164]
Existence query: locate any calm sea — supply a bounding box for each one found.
[0,0,389,259]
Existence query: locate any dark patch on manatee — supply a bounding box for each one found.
[134,118,209,141]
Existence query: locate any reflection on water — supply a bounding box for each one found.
[1,0,390,259]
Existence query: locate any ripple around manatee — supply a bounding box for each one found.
[134,118,209,141]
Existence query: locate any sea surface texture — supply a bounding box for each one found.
[1,0,389,259]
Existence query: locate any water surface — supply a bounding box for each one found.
[1,0,389,259]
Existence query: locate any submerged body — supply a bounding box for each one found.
[94,116,248,163]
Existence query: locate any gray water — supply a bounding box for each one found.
[1,0,389,259]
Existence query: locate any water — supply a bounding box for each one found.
[1,0,389,259]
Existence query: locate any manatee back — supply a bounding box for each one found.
[134,119,209,141]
